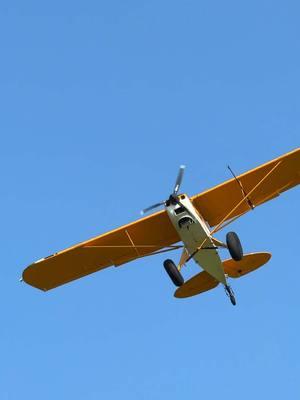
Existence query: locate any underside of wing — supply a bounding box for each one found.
[23,210,180,291]
[191,148,300,227]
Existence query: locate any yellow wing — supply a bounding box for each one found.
[191,148,300,228]
[23,210,180,291]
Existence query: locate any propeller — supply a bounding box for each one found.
[173,165,185,195]
[141,165,186,215]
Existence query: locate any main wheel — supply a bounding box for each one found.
[226,231,243,261]
[163,259,184,287]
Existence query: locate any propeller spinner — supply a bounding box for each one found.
[141,165,186,215]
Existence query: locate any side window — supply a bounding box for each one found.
[178,217,194,229]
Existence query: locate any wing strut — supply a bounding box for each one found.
[83,244,183,265]
[212,160,282,234]
[227,165,255,210]
[125,229,141,257]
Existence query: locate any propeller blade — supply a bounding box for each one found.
[141,201,165,215]
[173,165,186,195]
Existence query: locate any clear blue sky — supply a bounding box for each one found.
[1,1,299,399]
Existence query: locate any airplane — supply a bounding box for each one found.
[22,148,300,305]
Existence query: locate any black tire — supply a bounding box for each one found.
[163,259,184,287]
[226,231,243,261]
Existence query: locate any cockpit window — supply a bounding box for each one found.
[178,216,194,228]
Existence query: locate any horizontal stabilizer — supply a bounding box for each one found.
[223,252,271,278]
[174,271,219,298]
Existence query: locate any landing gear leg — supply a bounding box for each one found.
[225,285,236,306]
